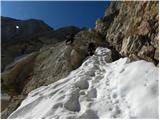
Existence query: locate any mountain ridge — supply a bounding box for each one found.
[1,1,159,118]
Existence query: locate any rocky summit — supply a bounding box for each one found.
[1,1,159,119]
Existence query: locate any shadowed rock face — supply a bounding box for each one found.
[95,1,159,65]
[1,17,81,71]
[1,16,53,71]
[1,16,81,43]
[1,16,53,42]
[2,52,39,93]
[1,52,39,116]
[1,29,102,118]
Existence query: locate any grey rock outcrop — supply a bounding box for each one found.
[95,1,159,65]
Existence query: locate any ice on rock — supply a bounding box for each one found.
[8,47,159,119]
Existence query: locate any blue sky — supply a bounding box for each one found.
[1,1,109,29]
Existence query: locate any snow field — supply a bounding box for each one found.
[8,47,159,119]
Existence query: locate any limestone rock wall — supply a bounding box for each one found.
[95,1,159,65]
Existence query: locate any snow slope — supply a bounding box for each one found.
[8,47,159,119]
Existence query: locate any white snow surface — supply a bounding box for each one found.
[8,47,159,119]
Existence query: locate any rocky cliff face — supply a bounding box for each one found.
[1,1,159,118]
[1,17,81,71]
[1,17,81,118]
[95,1,159,65]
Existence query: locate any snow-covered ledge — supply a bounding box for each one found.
[8,47,159,119]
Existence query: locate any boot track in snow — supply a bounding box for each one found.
[8,47,159,119]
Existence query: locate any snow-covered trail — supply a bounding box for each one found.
[8,47,159,119]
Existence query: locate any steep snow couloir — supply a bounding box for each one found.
[8,47,159,119]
